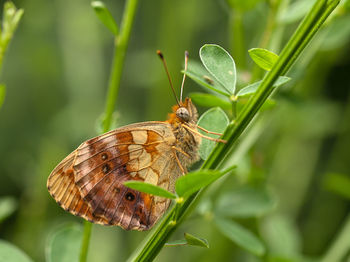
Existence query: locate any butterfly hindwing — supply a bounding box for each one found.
[48,121,183,230]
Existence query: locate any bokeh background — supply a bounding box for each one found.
[0,0,350,261]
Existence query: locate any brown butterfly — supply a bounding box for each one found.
[47,51,223,231]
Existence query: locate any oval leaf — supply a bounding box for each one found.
[175,167,235,198]
[184,60,230,96]
[184,232,209,248]
[0,240,33,262]
[124,181,177,199]
[189,92,231,110]
[200,44,236,94]
[249,48,279,71]
[215,217,266,256]
[198,107,229,160]
[216,186,277,218]
[91,1,119,35]
[237,76,290,97]
[46,224,83,262]
[0,196,17,223]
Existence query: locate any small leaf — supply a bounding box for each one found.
[198,107,229,160]
[165,233,209,248]
[189,92,231,110]
[2,2,24,42]
[164,240,187,247]
[249,48,279,71]
[200,44,236,94]
[215,217,266,256]
[0,84,6,109]
[216,186,277,218]
[237,76,291,97]
[184,60,229,96]
[184,233,209,248]
[0,196,17,223]
[46,224,82,262]
[0,240,33,262]
[175,167,235,198]
[124,181,177,199]
[91,1,119,35]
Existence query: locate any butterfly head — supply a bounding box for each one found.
[169,97,198,124]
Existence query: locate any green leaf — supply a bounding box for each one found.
[324,173,350,200]
[46,224,82,262]
[184,232,209,248]
[216,186,277,218]
[249,48,279,71]
[261,214,301,256]
[200,44,236,94]
[2,2,24,42]
[0,84,5,109]
[320,15,350,50]
[0,240,33,262]
[0,196,17,223]
[189,92,231,110]
[198,107,229,160]
[124,181,177,199]
[278,0,316,24]
[91,1,119,35]
[215,217,266,256]
[175,167,235,198]
[237,76,291,97]
[164,239,187,246]
[165,233,209,248]
[185,60,229,96]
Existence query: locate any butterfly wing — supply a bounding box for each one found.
[47,121,181,231]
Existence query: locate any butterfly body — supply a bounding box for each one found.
[47,98,201,231]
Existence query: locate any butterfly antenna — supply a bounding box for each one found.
[180,51,189,103]
[157,50,180,106]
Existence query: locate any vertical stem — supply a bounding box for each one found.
[79,1,139,261]
[103,0,139,132]
[230,10,246,70]
[79,221,92,262]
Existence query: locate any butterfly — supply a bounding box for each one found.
[47,51,223,231]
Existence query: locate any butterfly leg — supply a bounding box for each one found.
[172,148,187,175]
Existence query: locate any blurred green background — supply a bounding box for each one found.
[0,0,350,261]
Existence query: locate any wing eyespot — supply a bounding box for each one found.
[125,192,135,201]
[101,153,108,160]
[102,164,110,174]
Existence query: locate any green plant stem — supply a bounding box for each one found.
[79,221,92,262]
[230,10,246,70]
[79,1,139,261]
[127,1,339,261]
[251,1,280,82]
[103,0,139,132]
[321,213,350,262]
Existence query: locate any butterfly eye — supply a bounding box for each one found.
[176,107,190,122]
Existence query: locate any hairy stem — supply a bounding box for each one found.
[127,1,340,261]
